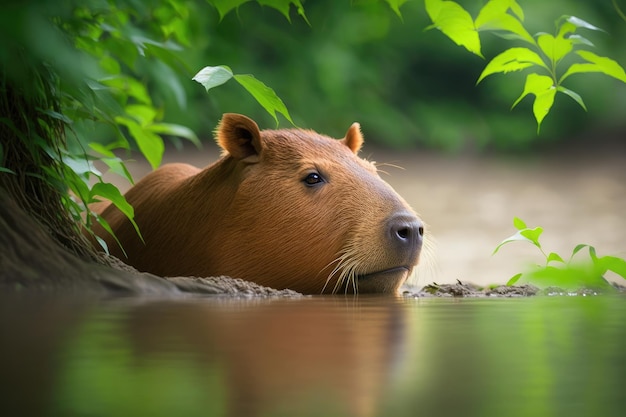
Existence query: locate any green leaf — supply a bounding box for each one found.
[537,33,573,63]
[101,157,134,185]
[257,0,309,23]
[512,73,556,131]
[234,74,293,125]
[100,75,152,105]
[208,0,249,20]
[506,273,523,286]
[115,116,164,170]
[520,226,543,248]
[597,256,626,279]
[90,182,143,243]
[475,0,534,44]
[146,123,201,148]
[560,50,626,83]
[571,243,592,258]
[477,47,547,83]
[92,214,125,257]
[547,252,565,264]
[192,66,234,92]
[493,229,536,255]
[125,104,158,126]
[556,86,587,111]
[425,0,482,57]
[513,216,527,230]
[558,15,605,34]
[383,0,408,18]
[567,34,595,48]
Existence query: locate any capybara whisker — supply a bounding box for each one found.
[86,113,425,295]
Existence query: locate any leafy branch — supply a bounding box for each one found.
[493,217,626,290]
[425,0,626,132]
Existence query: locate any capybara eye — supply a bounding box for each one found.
[303,172,324,186]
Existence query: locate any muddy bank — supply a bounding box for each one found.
[0,190,299,298]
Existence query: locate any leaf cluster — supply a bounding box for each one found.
[493,217,626,290]
[426,0,626,131]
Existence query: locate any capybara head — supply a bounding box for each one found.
[91,114,424,294]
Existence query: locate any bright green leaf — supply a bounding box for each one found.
[493,229,538,255]
[560,50,626,83]
[506,272,523,286]
[557,86,587,111]
[547,252,565,264]
[425,0,482,57]
[520,226,543,248]
[512,73,556,131]
[234,74,293,125]
[192,65,234,92]
[597,256,626,279]
[537,33,573,63]
[477,47,547,83]
[571,243,592,259]
[475,0,533,44]
[513,216,527,230]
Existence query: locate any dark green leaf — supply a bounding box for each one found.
[557,86,587,111]
[115,116,164,169]
[147,123,201,147]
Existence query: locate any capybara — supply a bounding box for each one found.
[88,114,424,294]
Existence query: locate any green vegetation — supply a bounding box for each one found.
[425,0,626,131]
[493,217,626,290]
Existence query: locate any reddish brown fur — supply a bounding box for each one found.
[88,114,423,294]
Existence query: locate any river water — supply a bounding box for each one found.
[1,294,625,417]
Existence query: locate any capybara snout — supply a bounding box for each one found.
[88,113,425,294]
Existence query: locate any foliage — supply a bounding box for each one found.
[493,217,626,290]
[425,0,626,132]
[0,0,301,254]
[193,66,292,125]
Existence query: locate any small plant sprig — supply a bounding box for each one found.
[425,0,626,131]
[493,217,626,290]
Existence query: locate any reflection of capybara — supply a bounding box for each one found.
[89,114,424,294]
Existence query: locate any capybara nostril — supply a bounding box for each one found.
[388,213,423,250]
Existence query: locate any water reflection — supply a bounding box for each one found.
[0,295,625,417]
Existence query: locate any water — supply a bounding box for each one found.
[1,294,624,417]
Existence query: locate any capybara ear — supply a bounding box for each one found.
[342,122,363,154]
[216,114,263,160]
